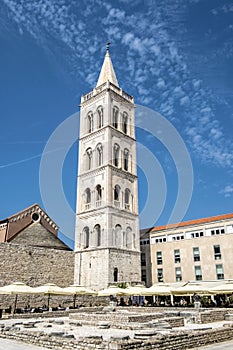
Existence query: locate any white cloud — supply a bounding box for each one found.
[180,96,190,106]
[220,185,233,198]
[157,78,166,89]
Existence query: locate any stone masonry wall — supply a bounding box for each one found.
[0,243,74,308]
[200,309,227,323]
[11,222,69,250]
[1,325,233,350]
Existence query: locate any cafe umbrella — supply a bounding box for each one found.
[32,283,68,309]
[123,284,150,296]
[209,282,233,294]
[0,282,36,314]
[63,285,97,308]
[98,285,128,297]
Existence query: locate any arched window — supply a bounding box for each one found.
[113,106,119,129]
[113,267,118,282]
[115,224,122,246]
[96,143,103,166]
[126,226,132,248]
[123,148,129,171]
[85,188,91,210]
[132,233,136,249]
[125,188,130,210]
[87,112,93,133]
[96,184,102,207]
[83,227,90,248]
[97,106,103,128]
[113,143,120,167]
[114,185,120,207]
[94,224,101,246]
[86,148,92,170]
[122,112,128,134]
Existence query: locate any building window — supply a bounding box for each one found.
[216,264,224,280]
[123,148,129,171]
[126,226,132,248]
[175,267,182,281]
[122,112,128,134]
[114,185,120,207]
[193,247,200,262]
[195,266,202,281]
[86,148,92,170]
[125,188,130,210]
[97,106,103,128]
[87,112,94,133]
[171,235,184,241]
[113,143,120,167]
[94,224,101,246]
[211,228,225,235]
[141,253,146,266]
[141,269,147,284]
[83,227,89,248]
[95,185,102,207]
[155,237,167,244]
[115,224,122,246]
[113,106,119,129]
[214,245,222,260]
[84,188,91,210]
[113,267,118,282]
[191,231,204,238]
[174,249,181,263]
[96,143,103,166]
[157,268,163,282]
[156,251,163,265]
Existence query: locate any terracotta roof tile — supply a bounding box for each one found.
[151,212,233,233]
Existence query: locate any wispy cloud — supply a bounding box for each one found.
[220,185,233,198]
[1,0,233,170]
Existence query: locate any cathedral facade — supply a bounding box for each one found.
[74,47,141,290]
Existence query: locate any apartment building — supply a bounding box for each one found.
[143,213,233,285]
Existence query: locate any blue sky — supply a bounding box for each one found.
[0,0,232,248]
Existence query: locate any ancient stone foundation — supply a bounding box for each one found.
[1,325,233,350]
[0,307,233,349]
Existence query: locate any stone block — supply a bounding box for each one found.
[98,322,110,329]
[50,331,65,337]
[134,329,158,339]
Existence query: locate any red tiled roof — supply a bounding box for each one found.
[151,212,233,233]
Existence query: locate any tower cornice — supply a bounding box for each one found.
[77,204,139,218]
[79,124,136,142]
[78,164,137,181]
[81,81,134,105]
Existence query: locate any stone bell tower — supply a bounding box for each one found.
[74,44,141,290]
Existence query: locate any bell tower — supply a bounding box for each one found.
[74,44,141,290]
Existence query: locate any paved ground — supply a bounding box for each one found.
[0,338,50,349]
[190,340,233,349]
[1,337,233,350]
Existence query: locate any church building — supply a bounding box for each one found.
[74,45,141,290]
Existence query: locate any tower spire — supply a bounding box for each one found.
[96,43,119,87]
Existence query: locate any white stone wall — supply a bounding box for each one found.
[74,248,141,290]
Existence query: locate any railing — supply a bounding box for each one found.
[114,200,120,208]
[81,81,134,103]
[96,200,102,207]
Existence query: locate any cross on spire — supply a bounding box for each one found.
[106,42,110,52]
[96,43,119,87]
